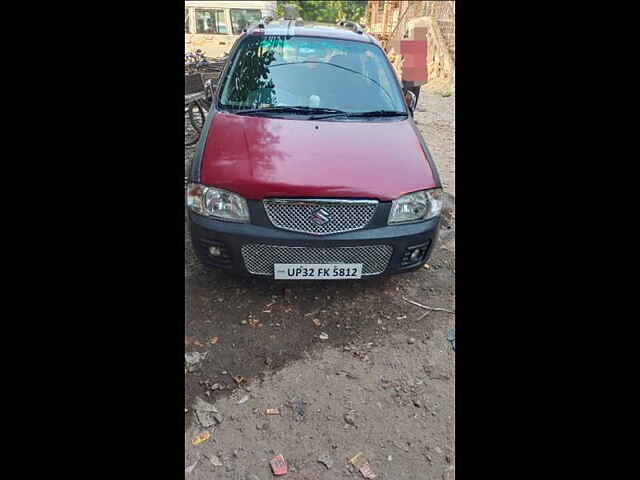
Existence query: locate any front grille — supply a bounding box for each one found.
[263,199,378,235]
[241,244,393,276]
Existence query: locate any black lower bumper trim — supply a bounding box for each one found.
[189,212,440,277]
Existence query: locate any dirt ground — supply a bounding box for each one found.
[185,90,455,479]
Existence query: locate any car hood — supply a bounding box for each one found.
[199,112,438,201]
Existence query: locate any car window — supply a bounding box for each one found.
[219,36,406,113]
[195,9,228,34]
[230,9,262,35]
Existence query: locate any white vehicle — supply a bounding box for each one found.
[185,1,277,58]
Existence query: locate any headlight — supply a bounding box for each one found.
[187,184,250,223]
[388,188,443,224]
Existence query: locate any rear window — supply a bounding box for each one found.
[218,36,406,113]
[195,9,228,34]
[230,9,262,35]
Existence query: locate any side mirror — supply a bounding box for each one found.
[404,90,417,114]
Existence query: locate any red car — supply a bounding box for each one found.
[187,19,442,280]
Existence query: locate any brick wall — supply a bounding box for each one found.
[367,1,455,87]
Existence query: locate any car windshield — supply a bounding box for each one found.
[218,35,407,114]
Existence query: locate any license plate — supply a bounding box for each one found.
[274,263,363,280]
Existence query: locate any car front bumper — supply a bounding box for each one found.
[189,211,440,278]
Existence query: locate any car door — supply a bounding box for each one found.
[192,7,232,58]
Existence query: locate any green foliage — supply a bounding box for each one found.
[276,1,367,24]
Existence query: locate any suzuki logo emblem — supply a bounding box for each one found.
[310,207,331,225]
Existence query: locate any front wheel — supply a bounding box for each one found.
[185,101,205,147]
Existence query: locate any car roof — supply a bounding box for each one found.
[245,20,378,45]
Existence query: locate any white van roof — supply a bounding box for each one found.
[184,1,276,12]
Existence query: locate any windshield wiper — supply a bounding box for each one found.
[347,110,408,117]
[310,110,408,120]
[233,106,347,115]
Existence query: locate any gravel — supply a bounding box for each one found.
[184,92,455,479]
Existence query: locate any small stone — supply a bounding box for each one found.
[435,447,443,454]
[359,462,377,479]
[270,455,287,476]
[257,422,269,431]
[408,337,416,344]
[393,441,409,452]
[185,351,207,366]
[445,455,452,463]
[413,400,422,408]
[318,453,333,469]
[207,454,222,467]
[193,397,220,428]
[319,332,329,341]
[238,395,250,404]
[185,460,198,474]
[344,413,356,426]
